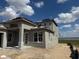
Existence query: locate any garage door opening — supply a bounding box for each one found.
[0,33,3,47]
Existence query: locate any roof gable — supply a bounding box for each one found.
[0,17,36,26]
[35,18,58,26]
[42,19,58,26]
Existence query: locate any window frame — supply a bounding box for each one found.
[33,31,43,43]
[33,32,38,42]
[24,32,29,45]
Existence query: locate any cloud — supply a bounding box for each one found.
[6,0,34,16]
[20,5,34,16]
[59,24,79,37]
[0,0,35,21]
[54,18,61,23]
[0,7,18,21]
[59,24,71,29]
[74,24,79,27]
[60,30,79,37]
[57,0,68,3]
[73,24,79,32]
[54,6,79,23]
[62,24,71,28]
[34,1,44,8]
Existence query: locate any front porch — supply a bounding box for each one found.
[0,28,32,49]
[7,29,31,49]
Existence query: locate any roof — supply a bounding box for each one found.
[0,24,7,31]
[35,18,58,26]
[0,17,57,27]
[31,28,54,33]
[0,24,6,29]
[42,19,58,26]
[0,17,37,26]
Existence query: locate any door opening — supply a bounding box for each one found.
[24,33,28,45]
[0,33,3,47]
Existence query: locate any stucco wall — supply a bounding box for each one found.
[52,23,58,44]
[45,31,58,48]
[43,22,58,48]
[53,23,59,37]
[21,23,37,30]
[26,30,45,48]
[0,31,7,48]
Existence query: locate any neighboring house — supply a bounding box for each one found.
[0,17,58,49]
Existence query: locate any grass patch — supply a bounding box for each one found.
[59,40,79,47]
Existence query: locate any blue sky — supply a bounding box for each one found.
[0,0,79,38]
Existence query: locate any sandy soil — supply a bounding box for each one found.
[0,44,71,59]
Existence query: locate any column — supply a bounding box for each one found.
[19,24,24,49]
[2,32,7,48]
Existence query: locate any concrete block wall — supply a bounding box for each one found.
[45,31,58,48]
[26,30,45,48]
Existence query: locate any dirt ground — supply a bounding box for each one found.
[0,44,71,59]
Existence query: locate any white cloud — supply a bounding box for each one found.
[75,24,79,27]
[0,7,18,21]
[59,24,79,37]
[63,24,71,27]
[6,0,34,16]
[5,7,18,17]
[73,24,79,32]
[54,18,61,23]
[71,7,79,18]
[60,30,79,37]
[57,0,68,3]
[6,0,30,6]
[54,6,79,23]
[34,1,44,8]
[0,0,35,21]
[59,24,71,29]
[20,5,34,16]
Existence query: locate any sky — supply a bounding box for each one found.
[0,0,79,38]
